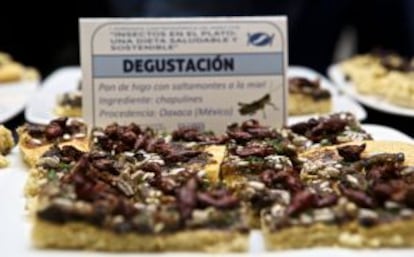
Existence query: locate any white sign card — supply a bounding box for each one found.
[80,17,288,133]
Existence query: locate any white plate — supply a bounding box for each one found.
[1,125,413,256]
[328,64,414,117]
[25,66,367,125]
[25,67,81,124]
[0,80,38,123]
[363,124,414,142]
[288,66,367,125]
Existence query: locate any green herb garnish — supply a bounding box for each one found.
[246,156,264,165]
[266,139,284,153]
[58,163,71,172]
[47,169,57,180]
[320,139,331,146]
[160,131,169,137]
[204,130,215,136]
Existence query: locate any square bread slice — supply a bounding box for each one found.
[0,125,14,168]
[33,220,248,252]
[18,118,88,167]
[30,122,248,252]
[31,150,248,252]
[54,91,82,117]
[288,77,332,116]
[262,140,414,249]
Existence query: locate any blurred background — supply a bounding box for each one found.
[1,0,414,134]
[1,0,413,77]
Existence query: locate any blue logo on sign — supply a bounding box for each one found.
[248,32,274,46]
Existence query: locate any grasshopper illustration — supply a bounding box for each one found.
[238,94,277,118]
